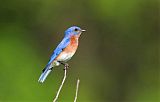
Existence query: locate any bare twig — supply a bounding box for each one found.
[52,64,80,102]
[74,79,80,102]
[53,67,67,102]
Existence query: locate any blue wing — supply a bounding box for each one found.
[48,37,70,64]
[38,36,70,83]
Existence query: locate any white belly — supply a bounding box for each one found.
[57,52,75,62]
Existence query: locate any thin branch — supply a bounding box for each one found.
[74,79,80,102]
[52,64,80,102]
[53,67,67,102]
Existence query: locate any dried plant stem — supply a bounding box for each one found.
[52,64,80,102]
[53,67,67,102]
[74,79,80,102]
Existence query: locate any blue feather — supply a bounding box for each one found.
[38,37,70,83]
[48,37,70,64]
[38,26,84,83]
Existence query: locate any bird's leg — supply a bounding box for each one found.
[58,61,69,70]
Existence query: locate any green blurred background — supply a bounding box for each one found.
[0,0,159,102]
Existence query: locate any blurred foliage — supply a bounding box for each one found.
[0,0,159,102]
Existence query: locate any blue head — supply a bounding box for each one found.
[65,26,85,37]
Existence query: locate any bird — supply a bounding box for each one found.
[38,26,85,83]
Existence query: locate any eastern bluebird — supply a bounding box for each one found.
[38,26,85,83]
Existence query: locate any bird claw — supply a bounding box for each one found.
[64,63,69,70]
[58,61,69,70]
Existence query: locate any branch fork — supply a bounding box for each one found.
[53,64,80,102]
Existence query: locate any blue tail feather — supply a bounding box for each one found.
[38,64,53,83]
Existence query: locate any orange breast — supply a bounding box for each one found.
[55,35,79,61]
[64,35,78,53]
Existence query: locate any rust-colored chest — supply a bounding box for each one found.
[55,35,79,61]
[65,35,78,53]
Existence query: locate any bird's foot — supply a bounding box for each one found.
[58,61,69,70]
[64,63,69,70]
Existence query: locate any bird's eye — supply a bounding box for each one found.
[74,28,78,32]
